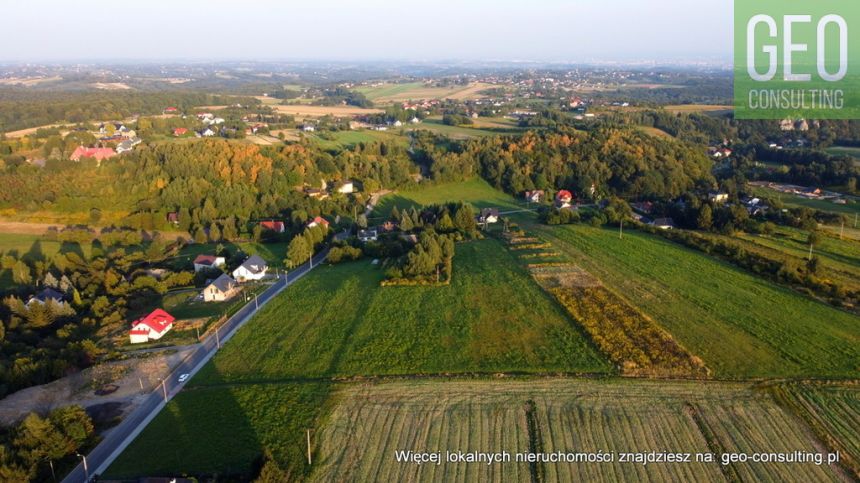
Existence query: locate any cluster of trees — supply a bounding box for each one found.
[313,87,373,108]
[415,128,715,201]
[0,90,257,133]
[441,114,474,126]
[384,230,456,285]
[0,405,94,481]
[0,231,194,395]
[285,223,329,267]
[752,147,859,189]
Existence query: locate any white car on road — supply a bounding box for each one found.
[178,373,190,383]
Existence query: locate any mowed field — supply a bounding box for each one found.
[533,224,860,378]
[664,104,734,114]
[267,104,383,118]
[312,379,850,482]
[373,178,523,220]
[357,82,495,103]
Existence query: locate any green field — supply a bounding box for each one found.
[308,130,408,150]
[0,232,92,260]
[192,238,610,384]
[825,145,860,161]
[355,82,426,100]
[106,382,331,478]
[749,186,860,217]
[534,224,860,378]
[373,178,523,220]
[410,118,510,138]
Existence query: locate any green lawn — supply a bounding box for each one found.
[105,382,330,479]
[373,178,523,220]
[308,130,408,150]
[535,224,860,378]
[355,81,425,100]
[408,118,509,138]
[750,186,860,217]
[0,233,92,260]
[825,145,860,162]
[192,238,610,385]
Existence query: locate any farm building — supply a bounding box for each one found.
[203,273,239,302]
[232,255,268,282]
[193,254,226,272]
[129,309,175,344]
[173,128,188,137]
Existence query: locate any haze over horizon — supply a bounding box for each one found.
[0,0,731,64]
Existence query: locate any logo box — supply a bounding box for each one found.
[734,0,859,119]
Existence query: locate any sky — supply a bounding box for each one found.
[0,0,732,63]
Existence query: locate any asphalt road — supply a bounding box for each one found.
[62,248,330,483]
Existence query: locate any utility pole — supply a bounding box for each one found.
[161,379,168,402]
[619,220,623,239]
[840,221,845,240]
[854,212,858,228]
[307,429,313,465]
[309,247,314,269]
[196,326,200,341]
[809,243,814,261]
[76,453,88,482]
[47,459,56,482]
[255,292,259,310]
[138,377,144,392]
[215,326,221,348]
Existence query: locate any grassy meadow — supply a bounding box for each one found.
[372,178,523,220]
[534,224,860,378]
[191,238,611,384]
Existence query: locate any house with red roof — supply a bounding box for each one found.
[129,309,175,344]
[260,220,285,233]
[555,190,574,208]
[193,254,226,272]
[70,146,116,163]
[173,127,189,137]
[307,216,330,229]
[163,106,179,114]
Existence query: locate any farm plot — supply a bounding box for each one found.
[372,178,522,220]
[190,238,611,385]
[535,224,860,378]
[311,379,845,483]
[774,382,860,478]
[505,231,708,378]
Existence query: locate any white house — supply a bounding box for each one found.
[193,254,226,273]
[302,124,316,132]
[129,309,175,344]
[358,229,378,243]
[478,208,500,224]
[650,217,676,230]
[232,254,268,282]
[203,273,239,302]
[335,180,354,194]
[708,191,729,203]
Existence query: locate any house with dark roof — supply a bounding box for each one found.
[232,254,268,282]
[129,309,175,344]
[203,273,239,302]
[26,288,66,307]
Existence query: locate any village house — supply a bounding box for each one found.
[650,217,676,230]
[167,212,180,225]
[232,254,268,282]
[173,127,188,137]
[163,106,179,114]
[304,188,329,200]
[379,220,398,232]
[524,190,544,203]
[193,254,226,272]
[555,190,574,208]
[128,309,175,344]
[260,220,286,233]
[70,146,116,163]
[307,216,330,230]
[302,124,316,132]
[358,228,378,243]
[26,288,66,307]
[203,273,240,302]
[197,128,215,137]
